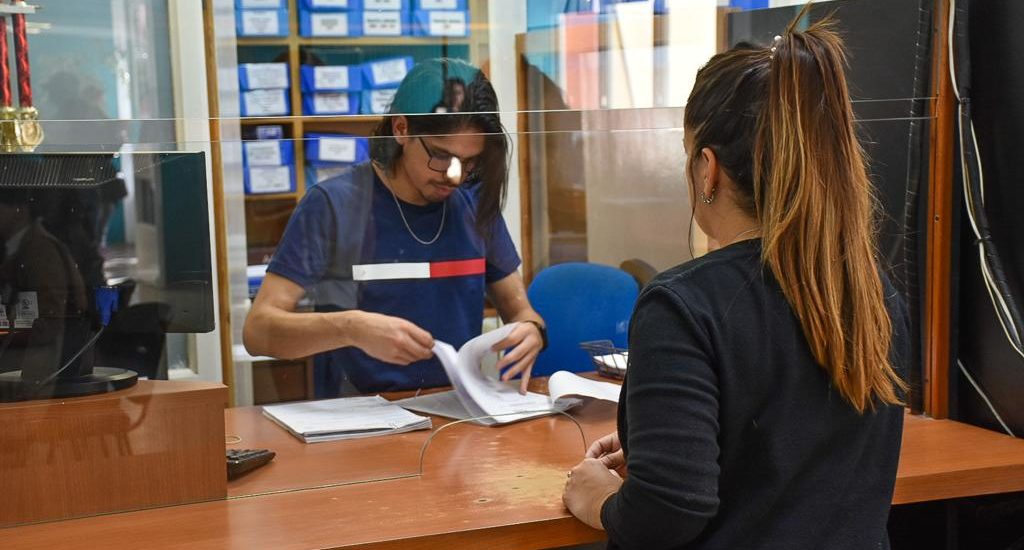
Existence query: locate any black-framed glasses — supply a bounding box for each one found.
[417,137,477,176]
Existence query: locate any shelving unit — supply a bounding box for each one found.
[236,0,489,261]
[223,0,491,404]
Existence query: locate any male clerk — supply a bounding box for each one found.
[244,59,546,397]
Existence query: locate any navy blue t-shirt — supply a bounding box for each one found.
[267,162,520,394]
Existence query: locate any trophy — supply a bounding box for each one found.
[0,1,41,152]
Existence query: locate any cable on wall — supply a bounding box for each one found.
[949,0,1023,434]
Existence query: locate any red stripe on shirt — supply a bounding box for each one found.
[430,258,486,278]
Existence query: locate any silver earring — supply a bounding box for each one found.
[700,189,715,205]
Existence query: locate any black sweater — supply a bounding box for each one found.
[602,239,907,549]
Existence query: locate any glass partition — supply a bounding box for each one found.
[0,0,935,529]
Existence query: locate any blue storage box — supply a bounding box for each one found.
[411,9,469,37]
[305,133,370,164]
[301,64,363,92]
[247,264,269,298]
[244,165,295,195]
[236,8,290,37]
[237,0,286,8]
[729,0,769,9]
[243,140,295,167]
[361,10,408,36]
[238,63,290,91]
[365,0,411,10]
[362,57,413,89]
[303,92,361,115]
[254,124,284,140]
[361,88,398,114]
[241,88,290,116]
[413,0,466,9]
[299,9,363,36]
[300,0,363,10]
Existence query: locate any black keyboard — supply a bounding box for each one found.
[226,448,275,480]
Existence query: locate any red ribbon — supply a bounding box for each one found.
[12,3,31,108]
[0,17,10,108]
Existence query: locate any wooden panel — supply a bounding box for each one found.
[515,33,534,283]
[894,414,1024,504]
[9,405,1024,547]
[0,381,227,527]
[204,2,237,403]
[244,200,298,247]
[924,0,954,418]
[716,7,739,53]
[252,360,310,405]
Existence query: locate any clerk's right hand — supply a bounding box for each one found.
[352,312,435,365]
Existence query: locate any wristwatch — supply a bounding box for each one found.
[524,320,548,352]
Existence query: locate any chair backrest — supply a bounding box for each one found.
[527,262,639,377]
[619,258,658,288]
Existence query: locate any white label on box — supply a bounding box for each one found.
[313,93,351,114]
[245,63,289,89]
[419,0,458,9]
[249,166,292,193]
[364,11,403,36]
[244,89,288,116]
[369,88,398,113]
[311,0,350,7]
[13,291,38,329]
[428,11,466,36]
[246,141,284,166]
[312,13,349,36]
[366,0,404,9]
[315,66,350,90]
[318,137,358,163]
[241,10,281,36]
[371,59,409,86]
[240,0,282,8]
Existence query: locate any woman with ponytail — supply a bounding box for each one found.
[562,10,908,549]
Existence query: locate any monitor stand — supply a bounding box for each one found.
[0,367,138,402]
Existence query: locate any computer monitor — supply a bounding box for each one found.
[0,152,214,401]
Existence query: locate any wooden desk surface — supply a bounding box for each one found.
[6,405,1024,549]
[893,414,1024,504]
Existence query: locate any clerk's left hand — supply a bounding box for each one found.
[491,321,544,394]
[563,457,623,530]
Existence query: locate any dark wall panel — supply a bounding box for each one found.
[729,0,934,409]
[956,1,1024,434]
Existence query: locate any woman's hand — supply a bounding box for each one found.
[563,458,624,530]
[490,321,544,394]
[586,432,627,477]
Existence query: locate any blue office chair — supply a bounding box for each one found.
[527,262,639,377]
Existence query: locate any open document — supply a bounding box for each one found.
[396,323,622,425]
[263,395,432,443]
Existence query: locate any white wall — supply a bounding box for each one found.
[167,0,222,382]
[487,1,528,259]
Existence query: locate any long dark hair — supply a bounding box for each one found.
[370,58,509,237]
[684,8,905,412]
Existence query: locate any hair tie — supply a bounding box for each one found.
[769,35,783,60]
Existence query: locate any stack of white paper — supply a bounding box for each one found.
[396,323,622,425]
[263,395,431,443]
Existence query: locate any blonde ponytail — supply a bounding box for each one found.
[685,8,906,412]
